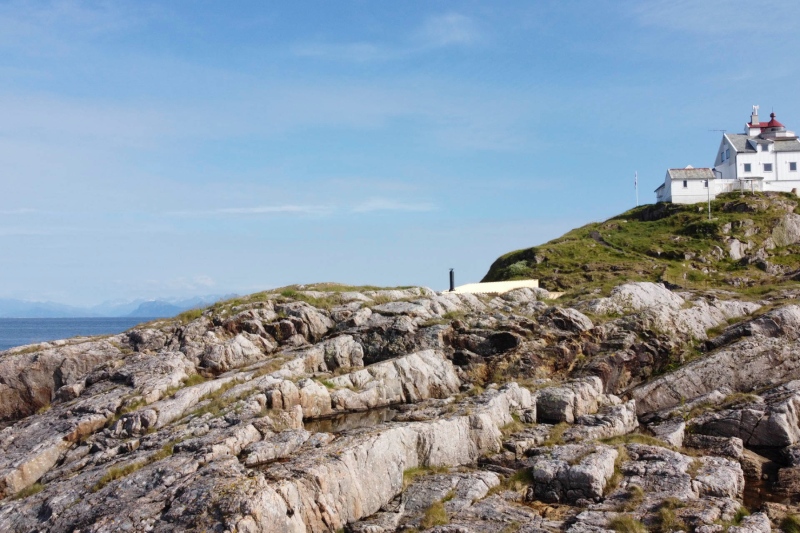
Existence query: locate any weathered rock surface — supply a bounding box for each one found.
[690,382,800,447]
[649,417,686,447]
[633,305,800,414]
[535,377,603,424]
[563,400,638,442]
[328,349,460,412]
[583,282,685,315]
[528,444,618,503]
[0,281,798,531]
[569,443,746,531]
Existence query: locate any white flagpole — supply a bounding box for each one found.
[635,171,639,206]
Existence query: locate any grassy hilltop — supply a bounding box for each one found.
[482,192,800,300]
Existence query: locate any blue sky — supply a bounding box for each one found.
[2,0,800,306]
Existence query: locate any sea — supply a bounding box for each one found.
[0,317,158,352]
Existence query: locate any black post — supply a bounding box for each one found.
[449,269,455,292]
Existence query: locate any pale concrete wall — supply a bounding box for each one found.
[450,280,539,295]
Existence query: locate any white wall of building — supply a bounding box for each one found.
[669,178,712,204]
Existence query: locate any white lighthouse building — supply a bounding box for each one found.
[656,105,800,204]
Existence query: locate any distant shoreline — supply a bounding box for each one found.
[0,317,159,352]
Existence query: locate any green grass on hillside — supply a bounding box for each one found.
[482,192,800,299]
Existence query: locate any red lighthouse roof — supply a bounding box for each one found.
[766,112,784,128]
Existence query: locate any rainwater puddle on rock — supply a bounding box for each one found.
[304,407,398,434]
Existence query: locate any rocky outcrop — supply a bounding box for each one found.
[328,350,460,412]
[563,400,638,442]
[649,417,685,447]
[528,444,618,503]
[773,212,800,247]
[535,377,603,424]
[691,381,800,447]
[632,305,800,414]
[583,282,685,315]
[0,337,126,422]
[1,280,799,532]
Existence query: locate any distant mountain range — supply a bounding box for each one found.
[0,295,235,318]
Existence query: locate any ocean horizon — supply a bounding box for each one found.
[0,317,158,351]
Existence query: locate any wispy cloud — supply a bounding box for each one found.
[0,208,37,215]
[168,200,437,216]
[632,0,798,35]
[352,198,436,213]
[167,205,334,216]
[0,0,151,57]
[140,275,216,292]
[0,226,51,236]
[292,42,397,62]
[413,13,480,48]
[292,12,481,63]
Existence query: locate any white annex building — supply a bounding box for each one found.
[656,105,800,204]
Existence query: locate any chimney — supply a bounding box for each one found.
[750,104,760,125]
[449,269,455,292]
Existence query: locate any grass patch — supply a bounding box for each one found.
[370,294,394,305]
[685,400,717,421]
[732,507,750,523]
[507,468,535,491]
[252,357,288,378]
[781,514,800,533]
[607,515,647,533]
[279,289,343,311]
[420,500,449,529]
[543,422,570,447]
[161,373,208,400]
[91,440,176,492]
[687,458,703,478]
[661,496,686,510]
[177,308,204,324]
[187,380,240,419]
[607,445,631,494]
[617,484,644,512]
[487,467,535,496]
[482,192,800,298]
[183,374,207,387]
[12,482,45,500]
[719,392,760,409]
[602,433,673,448]
[92,461,146,492]
[717,507,750,530]
[402,465,449,489]
[501,413,526,436]
[656,504,687,532]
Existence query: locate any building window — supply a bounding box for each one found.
[744,163,751,172]
[791,162,797,171]
[683,180,688,188]
[764,163,773,172]
[762,144,769,152]
[704,180,708,188]
[725,148,730,159]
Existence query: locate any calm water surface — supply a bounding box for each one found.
[0,318,157,351]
